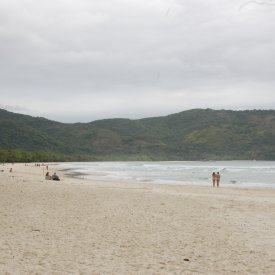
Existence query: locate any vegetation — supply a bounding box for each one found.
[1,108,275,162]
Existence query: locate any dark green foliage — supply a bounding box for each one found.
[1,108,275,162]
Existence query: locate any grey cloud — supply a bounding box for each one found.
[0,104,29,113]
[0,0,275,122]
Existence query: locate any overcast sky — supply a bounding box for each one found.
[0,0,275,122]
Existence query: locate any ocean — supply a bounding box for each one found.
[58,161,275,188]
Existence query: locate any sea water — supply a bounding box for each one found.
[58,161,275,188]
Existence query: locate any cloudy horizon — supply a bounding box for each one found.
[1,0,275,123]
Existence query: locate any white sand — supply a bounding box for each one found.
[0,163,275,274]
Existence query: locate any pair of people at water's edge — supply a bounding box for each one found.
[212,172,220,187]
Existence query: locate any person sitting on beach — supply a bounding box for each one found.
[51,172,60,181]
[45,172,52,180]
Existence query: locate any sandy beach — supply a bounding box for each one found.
[0,163,274,274]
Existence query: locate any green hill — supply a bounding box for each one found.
[1,108,275,162]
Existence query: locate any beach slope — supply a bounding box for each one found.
[0,164,274,274]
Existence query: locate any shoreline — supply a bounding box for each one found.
[59,165,275,191]
[1,163,275,274]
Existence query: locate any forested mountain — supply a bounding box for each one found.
[1,108,275,162]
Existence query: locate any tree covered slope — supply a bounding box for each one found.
[1,108,275,161]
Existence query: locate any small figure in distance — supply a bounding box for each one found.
[9,168,13,173]
[51,172,60,181]
[216,172,221,187]
[45,172,52,180]
[212,172,216,187]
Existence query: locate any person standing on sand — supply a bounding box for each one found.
[216,172,221,187]
[212,172,216,187]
